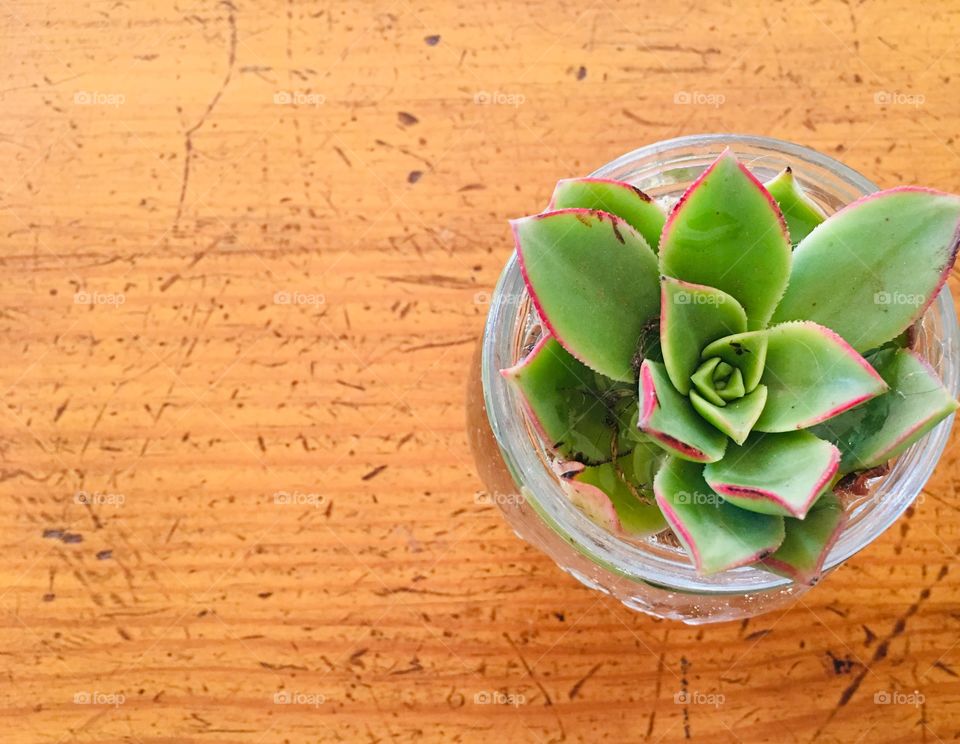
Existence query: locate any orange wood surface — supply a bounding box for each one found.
[1,1,959,741]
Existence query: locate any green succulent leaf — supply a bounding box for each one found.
[701,331,768,393]
[691,358,727,406]
[703,431,840,518]
[659,150,792,329]
[502,336,632,464]
[755,322,888,432]
[513,209,660,381]
[560,451,667,537]
[760,492,845,584]
[772,187,960,352]
[556,463,620,534]
[690,385,768,445]
[549,178,667,251]
[660,277,748,395]
[653,457,785,575]
[764,167,826,245]
[632,436,669,484]
[638,360,728,463]
[812,347,959,473]
[717,368,745,400]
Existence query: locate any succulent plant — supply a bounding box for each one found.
[502,150,960,580]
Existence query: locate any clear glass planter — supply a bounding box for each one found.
[467,133,960,625]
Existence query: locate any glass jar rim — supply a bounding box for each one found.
[481,133,960,594]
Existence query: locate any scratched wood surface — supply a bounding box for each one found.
[1,1,960,742]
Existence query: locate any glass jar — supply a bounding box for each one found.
[467,134,960,625]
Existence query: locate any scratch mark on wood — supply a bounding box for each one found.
[165,517,181,544]
[362,465,387,481]
[53,398,69,422]
[401,336,474,354]
[175,4,238,226]
[503,632,552,706]
[569,662,603,700]
[382,274,476,290]
[815,567,948,739]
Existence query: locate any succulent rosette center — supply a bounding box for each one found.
[501,152,960,579]
[693,357,743,403]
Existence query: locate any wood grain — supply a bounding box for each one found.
[1,0,959,741]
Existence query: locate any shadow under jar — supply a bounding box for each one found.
[467,133,960,625]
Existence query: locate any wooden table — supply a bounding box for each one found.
[1,1,958,741]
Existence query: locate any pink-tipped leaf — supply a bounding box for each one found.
[638,360,727,463]
[772,187,960,352]
[812,347,959,473]
[549,178,667,251]
[659,150,792,330]
[703,431,840,518]
[560,445,667,538]
[760,492,845,584]
[513,209,660,381]
[755,321,888,432]
[763,167,826,245]
[502,336,634,464]
[654,457,785,575]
